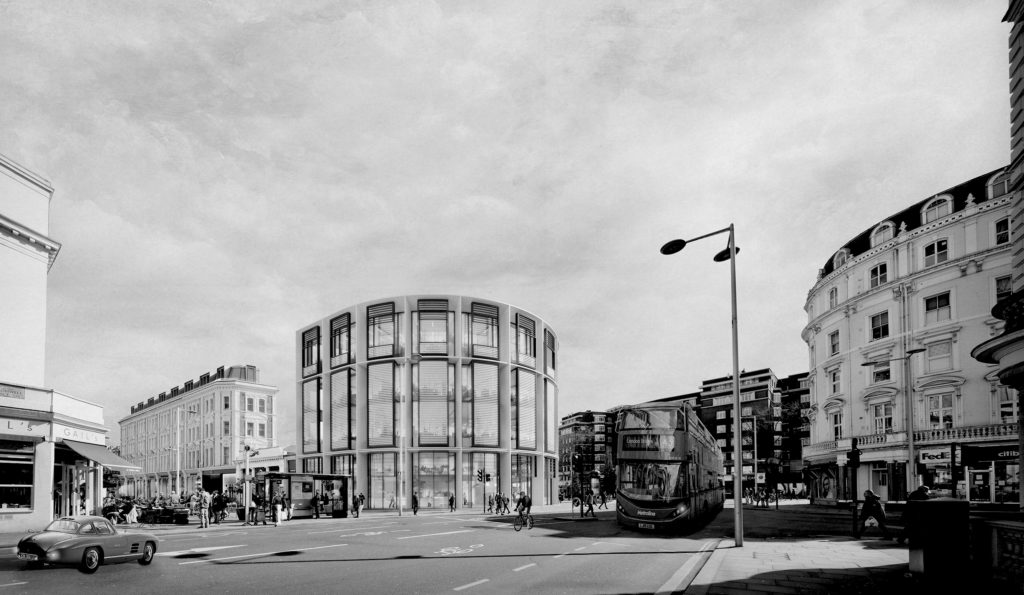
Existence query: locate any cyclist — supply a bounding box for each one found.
[515,491,532,522]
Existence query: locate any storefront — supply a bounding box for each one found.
[962,442,1020,504]
[1,384,137,532]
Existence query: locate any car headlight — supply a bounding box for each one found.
[46,551,60,560]
[675,503,689,517]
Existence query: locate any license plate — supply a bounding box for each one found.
[17,553,38,561]
[638,522,655,530]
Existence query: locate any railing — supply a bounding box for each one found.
[915,422,1018,444]
[978,520,1024,590]
[804,423,1017,458]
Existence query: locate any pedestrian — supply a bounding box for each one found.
[313,491,321,519]
[272,490,284,527]
[358,492,365,514]
[351,493,360,518]
[198,487,210,529]
[211,490,222,524]
[487,493,494,514]
[412,492,419,515]
[856,489,891,539]
[898,485,930,544]
[448,494,456,512]
[247,493,257,525]
[502,493,511,515]
[583,492,595,517]
[598,491,608,509]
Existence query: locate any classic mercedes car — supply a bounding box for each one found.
[17,516,158,573]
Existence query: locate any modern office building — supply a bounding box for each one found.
[1,153,135,532]
[803,168,1019,504]
[118,364,279,498]
[558,410,613,499]
[295,295,559,511]
[778,372,811,489]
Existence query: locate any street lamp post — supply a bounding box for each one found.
[860,347,925,500]
[661,224,743,546]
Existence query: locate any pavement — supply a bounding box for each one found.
[687,500,919,595]
[1,499,928,593]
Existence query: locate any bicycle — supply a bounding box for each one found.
[513,510,534,531]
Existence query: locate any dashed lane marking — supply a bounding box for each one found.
[453,579,489,591]
[178,543,348,565]
[0,583,28,589]
[308,523,395,534]
[513,563,537,571]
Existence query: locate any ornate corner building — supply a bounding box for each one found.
[295,295,558,511]
[803,169,1019,505]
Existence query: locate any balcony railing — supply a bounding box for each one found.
[802,423,1018,459]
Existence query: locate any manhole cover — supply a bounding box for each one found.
[752,552,792,560]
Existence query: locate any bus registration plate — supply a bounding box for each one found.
[638,522,655,530]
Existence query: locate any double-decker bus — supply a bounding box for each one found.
[615,403,724,532]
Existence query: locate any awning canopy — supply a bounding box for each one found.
[63,440,141,471]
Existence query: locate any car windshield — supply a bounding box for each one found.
[43,519,82,534]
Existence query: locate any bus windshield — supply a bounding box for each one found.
[617,408,679,431]
[617,461,687,502]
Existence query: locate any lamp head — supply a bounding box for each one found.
[713,246,740,262]
[660,239,687,255]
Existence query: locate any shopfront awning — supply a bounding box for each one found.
[63,440,141,471]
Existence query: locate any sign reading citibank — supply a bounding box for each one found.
[53,423,105,446]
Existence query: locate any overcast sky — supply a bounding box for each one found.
[0,1,1011,448]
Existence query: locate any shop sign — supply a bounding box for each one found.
[963,444,1020,465]
[52,423,105,445]
[1,417,49,438]
[918,448,951,465]
[0,385,26,400]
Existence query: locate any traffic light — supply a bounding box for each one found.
[476,469,483,482]
[848,448,861,467]
[486,474,492,482]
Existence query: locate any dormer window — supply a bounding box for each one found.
[989,171,1010,199]
[922,196,952,224]
[833,249,850,269]
[871,222,894,247]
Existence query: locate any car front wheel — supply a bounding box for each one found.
[79,547,101,574]
[138,541,155,565]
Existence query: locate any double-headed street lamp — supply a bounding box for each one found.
[661,223,743,547]
[860,347,925,498]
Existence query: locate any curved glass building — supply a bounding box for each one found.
[295,295,559,510]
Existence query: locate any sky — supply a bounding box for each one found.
[0,1,1012,448]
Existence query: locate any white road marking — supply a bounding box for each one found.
[553,552,570,559]
[654,540,717,594]
[308,523,395,534]
[178,543,348,565]
[513,563,536,571]
[453,579,489,591]
[574,546,586,551]
[158,545,245,556]
[397,529,475,540]
[0,583,28,589]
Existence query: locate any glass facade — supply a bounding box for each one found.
[298,297,558,511]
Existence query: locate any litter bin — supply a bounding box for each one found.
[907,498,969,583]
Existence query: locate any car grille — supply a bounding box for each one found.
[18,543,45,557]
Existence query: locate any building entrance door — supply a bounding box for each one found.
[871,468,888,501]
[969,468,993,502]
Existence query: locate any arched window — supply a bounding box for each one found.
[828,287,838,309]
[988,171,1010,199]
[922,196,952,224]
[833,249,850,269]
[870,222,894,247]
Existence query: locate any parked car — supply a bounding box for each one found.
[17,516,158,573]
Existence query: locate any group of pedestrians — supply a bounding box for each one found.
[743,487,776,508]
[487,492,513,514]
